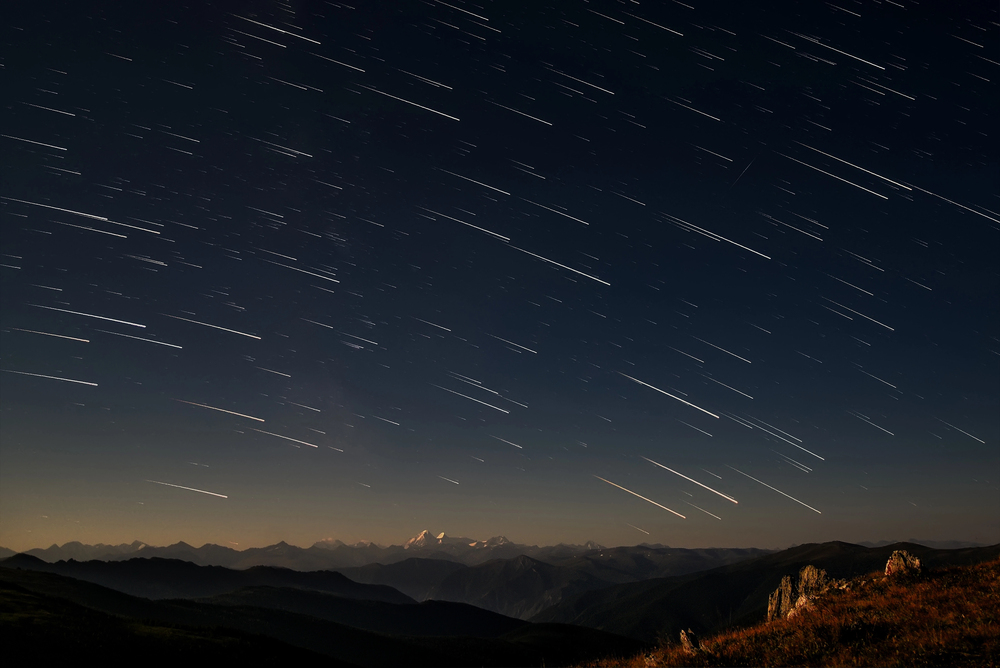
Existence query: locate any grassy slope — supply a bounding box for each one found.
[535,542,999,644]
[582,558,1000,668]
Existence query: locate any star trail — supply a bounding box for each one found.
[1,0,996,551]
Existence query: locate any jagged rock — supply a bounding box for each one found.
[679,628,702,654]
[767,575,794,621]
[885,550,922,577]
[769,564,848,621]
[797,564,829,598]
[788,564,828,616]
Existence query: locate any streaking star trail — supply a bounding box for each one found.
[594,476,687,520]
[641,457,739,504]
[0,0,995,552]
[146,480,228,499]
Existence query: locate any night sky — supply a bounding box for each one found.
[1,0,997,553]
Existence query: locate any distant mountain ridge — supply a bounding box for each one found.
[856,538,987,549]
[7,533,986,569]
[2,537,773,621]
[18,540,152,563]
[302,544,775,619]
[3,530,615,569]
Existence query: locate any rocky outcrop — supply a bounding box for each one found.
[769,565,848,621]
[787,564,830,618]
[797,564,828,598]
[885,550,922,577]
[768,552,924,624]
[767,575,794,621]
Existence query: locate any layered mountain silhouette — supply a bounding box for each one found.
[2,552,413,602]
[197,587,528,637]
[336,557,467,601]
[0,562,645,667]
[2,538,995,666]
[338,544,772,618]
[1,540,774,621]
[0,578,339,664]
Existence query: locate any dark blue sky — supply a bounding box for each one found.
[1,0,997,552]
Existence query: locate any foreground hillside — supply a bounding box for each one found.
[582,557,1000,667]
[533,541,999,642]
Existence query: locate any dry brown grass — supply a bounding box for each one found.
[581,557,1000,667]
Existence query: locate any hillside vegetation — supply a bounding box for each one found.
[582,557,1000,667]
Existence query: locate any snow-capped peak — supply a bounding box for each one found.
[403,529,436,549]
[404,529,485,549]
[469,535,512,549]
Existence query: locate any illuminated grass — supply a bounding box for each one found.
[582,558,1000,667]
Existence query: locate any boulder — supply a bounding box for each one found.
[885,550,922,577]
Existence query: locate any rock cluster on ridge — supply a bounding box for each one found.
[768,550,925,623]
[767,564,847,621]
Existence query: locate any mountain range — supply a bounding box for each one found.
[1,537,774,620]
[0,559,645,667]
[4,532,985,570]
[338,545,771,618]
[1,530,611,569]
[2,538,996,666]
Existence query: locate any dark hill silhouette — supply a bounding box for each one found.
[333,546,770,615]
[199,586,528,637]
[429,554,611,619]
[0,564,646,667]
[337,557,467,601]
[3,545,773,623]
[1,553,413,603]
[0,579,341,664]
[542,545,771,584]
